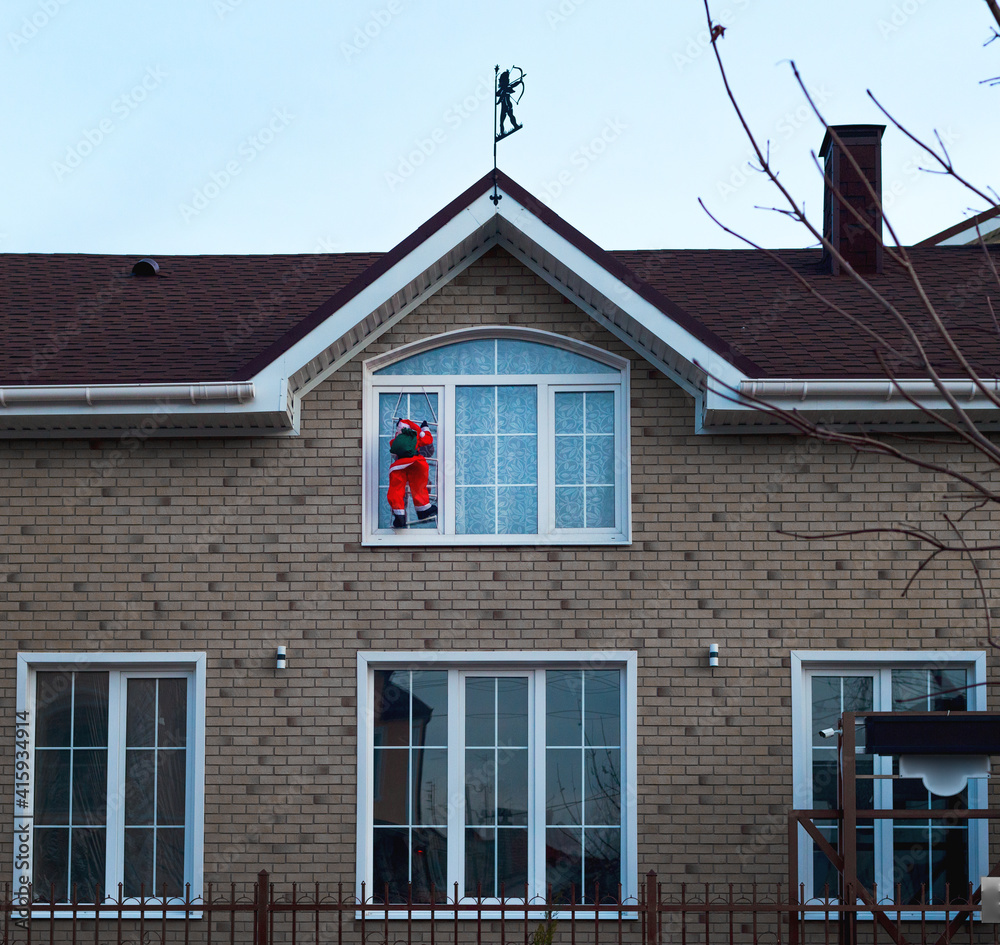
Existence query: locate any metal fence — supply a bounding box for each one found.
[0,872,996,945]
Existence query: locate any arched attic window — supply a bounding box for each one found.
[363,328,631,545]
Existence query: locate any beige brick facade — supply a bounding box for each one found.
[0,246,994,894]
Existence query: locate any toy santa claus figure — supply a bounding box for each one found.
[387,418,437,528]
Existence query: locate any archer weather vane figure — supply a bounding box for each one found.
[495,65,525,141]
[492,64,526,205]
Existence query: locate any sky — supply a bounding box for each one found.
[2,0,998,255]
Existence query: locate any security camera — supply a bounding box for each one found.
[818,727,838,739]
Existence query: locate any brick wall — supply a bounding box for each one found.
[0,246,993,889]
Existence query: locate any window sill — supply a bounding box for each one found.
[356,909,639,922]
[363,531,631,546]
[22,909,204,921]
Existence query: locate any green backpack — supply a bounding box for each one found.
[390,428,418,458]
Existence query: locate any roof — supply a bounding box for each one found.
[0,252,379,385]
[1,170,999,436]
[917,203,1000,246]
[612,246,1000,379]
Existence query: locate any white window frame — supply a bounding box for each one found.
[356,650,638,918]
[790,649,987,917]
[361,327,632,546]
[14,652,207,918]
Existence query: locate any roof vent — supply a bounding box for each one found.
[131,257,160,277]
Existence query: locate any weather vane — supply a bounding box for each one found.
[492,64,526,205]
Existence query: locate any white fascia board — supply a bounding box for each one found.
[495,192,745,391]
[708,377,1000,423]
[938,216,1000,246]
[0,382,263,420]
[251,184,740,402]
[252,194,501,397]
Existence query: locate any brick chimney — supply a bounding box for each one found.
[820,124,885,275]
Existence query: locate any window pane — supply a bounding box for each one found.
[555,393,616,529]
[497,386,537,434]
[497,828,529,893]
[585,671,620,746]
[456,386,495,434]
[466,748,495,827]
[892,669,968,711]
[35,673,73,748]
[584,827,621,903]
[373,670,410,747]
[585,437,614,484]
[456,486,496,535]
[497,678,529,746]
[73,674,109,748]
[498,436,537,484]
[412,829,447,900]
[466,678,495,747]
[555,486,584,528]
[547,670,583,746]
[555,436,584,485]
[69,827,106,902]
[377,339,497,376]
[157,679,188,748]
[555,392,584,433]
[35,750,71,824]
[157,749,187,827]
[125,750,155,825]
[156,828,186,898]
[373,748,408,825]
[410,671,448,747]
[546,826,583,903]
[124,828,154,898]
[372,827,408,903]
[456,435,495,485]
[497,750,529,826]
[547,748,582,826]
[586,487,616,528]
[498,486,537,534]
[376,339,616,376]
[585,391,616,433]
[33,828,68,902]
[465,827,494,897]
[412,748,447,825]
[126,679,157,748]
[585,748,621,825]
[72,749,108,825]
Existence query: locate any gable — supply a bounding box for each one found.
[1,171,999,438]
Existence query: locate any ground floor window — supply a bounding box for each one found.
[791,651,986,906]
[16,653,205,905]
[357,651,636,906]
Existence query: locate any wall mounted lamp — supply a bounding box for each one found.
[708,643,719,668]
[276,646,287,671]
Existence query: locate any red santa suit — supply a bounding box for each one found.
[387,418,435,522]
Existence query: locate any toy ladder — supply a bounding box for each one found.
[389,391,438,516]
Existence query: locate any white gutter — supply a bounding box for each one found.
[0,382,254,408]
[739,378,1000,404]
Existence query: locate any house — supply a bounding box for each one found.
[2,124,998,918]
